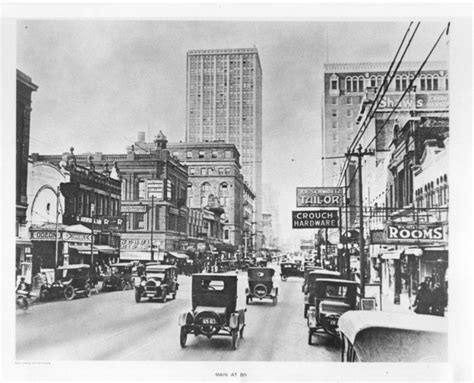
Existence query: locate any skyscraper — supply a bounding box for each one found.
[186,48,263,248]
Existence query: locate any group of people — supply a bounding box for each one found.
[413,277,447,317]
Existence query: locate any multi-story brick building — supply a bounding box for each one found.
[16,70,38,275]
[185,48,263,250]
[34,132,189,261]
[322,61,449,188]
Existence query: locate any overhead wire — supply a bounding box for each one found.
[336,22,420,187]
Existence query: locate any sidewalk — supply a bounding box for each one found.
[381,293,414,314]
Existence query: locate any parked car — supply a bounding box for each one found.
[307,278,358,344]
[101,262,134,291]
[245,267,278,305]
[301,265,322,292]
[178,274,246,350]
[39,264,92,301]
[280,262,303,281]
[303,269,341,318]
[339,311,448,362]
[134,263,178,303]
[255,258,268,267]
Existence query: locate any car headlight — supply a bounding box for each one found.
[140,281,146,287]
[155,281,161,287]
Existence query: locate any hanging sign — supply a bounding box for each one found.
[385,223,445,244]
[292,210,339,229]
[296,187,343,207]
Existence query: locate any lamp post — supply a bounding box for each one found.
[150,195,155,261]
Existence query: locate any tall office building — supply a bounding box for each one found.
[186,48,263,248]
[322,61,448,188]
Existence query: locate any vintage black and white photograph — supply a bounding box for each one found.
[2,3,472,381]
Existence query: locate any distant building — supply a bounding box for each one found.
[185,48,263,250]
[322,61,448,188]
[16,70,38,277]
[29,148,122,273]
[33,132,189,261]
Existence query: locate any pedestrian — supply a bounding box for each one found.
[430,282,447,317]
[413,277,432,315]
[137,262,145,277]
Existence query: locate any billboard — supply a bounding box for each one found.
[296,187,344,207]
[292,210,339,229]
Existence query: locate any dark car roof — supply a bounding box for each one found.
[192,273,237,280]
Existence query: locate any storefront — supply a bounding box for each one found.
[30,223,93,273]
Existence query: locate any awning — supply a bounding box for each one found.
[405,247,423,256]
[212,243,236,252]
[381,249,404,260]
[69,245,98,255]
[168,252,189,260]
[94,245,117,255]
[65,224,92,234]
[16,238,32,246]
[120,251,152,261]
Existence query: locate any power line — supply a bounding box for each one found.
[363,23,450,151]
[336,22,420,187]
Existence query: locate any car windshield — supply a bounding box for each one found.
[200,279,224,291]
[326,284,349,298]
[147,271,165,279]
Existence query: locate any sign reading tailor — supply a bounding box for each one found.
[296,187,343,207]
[292,210,339,229]
[386,224,444,243]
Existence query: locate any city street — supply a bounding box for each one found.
[16,264,340,361]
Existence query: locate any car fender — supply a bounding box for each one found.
[307,307,317,328]
[178,311,194,326]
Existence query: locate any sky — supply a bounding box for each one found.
[16,20,449,246]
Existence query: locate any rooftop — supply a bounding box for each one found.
[324,61,448,73]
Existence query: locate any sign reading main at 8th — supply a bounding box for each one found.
[292,210,339,229]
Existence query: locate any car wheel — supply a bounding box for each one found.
[308,330,313,345]
[135,289,141,303]
[281,275,287,282]
[231,329,238,350]
[272,296,278,306]
[180,327,187,348]
[64,286,75,301]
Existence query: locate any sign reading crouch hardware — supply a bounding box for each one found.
[296,187,343,207]
[386,224,445,243]
[292,210,339,229]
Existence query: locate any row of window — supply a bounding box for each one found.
[415,174,448,208]
[331,108,354,118]
[75,190,120,218]
[332,121,353,130]
[330,74,447,93]
[189,167,232,176]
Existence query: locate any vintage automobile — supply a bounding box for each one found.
[134,263,179,303]
[301,265,322,292]
[280,262,303,281]
[303,269,341,318]
[217,259,238,273]
[307,278,358,345]
[339,311,448,362]
[39,264,92,301]
[178,274,246,350]
[101,262,134,292]
[255,257,268,268]
[245,267,278,305]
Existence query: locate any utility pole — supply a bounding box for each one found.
[91,203,95,266]
[150,195,155,261]
[345,144,374,297]
[54,186,60,270]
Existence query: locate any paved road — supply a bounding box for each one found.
[16,264,340,361]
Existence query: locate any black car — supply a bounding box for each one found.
[101,262,134,292]
[39,264,92,301]
[245,267,278,305]
[178,274,246,350]
[307,278,358,344]
[134,264,179,303]
[280,262,303,281]
[303,269,341,318]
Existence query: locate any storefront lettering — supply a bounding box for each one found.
[387,225,444,241]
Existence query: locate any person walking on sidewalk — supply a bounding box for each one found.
[414,277,432,315]
[431,283,447,317]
